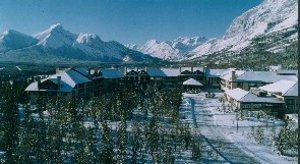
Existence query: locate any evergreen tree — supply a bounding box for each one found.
[100,120,115,163]
[0,83,20,163]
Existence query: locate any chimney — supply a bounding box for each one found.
[231,70,236,81]
[88,68,92,75]
[57,76,61,90]
[37,78,41,89]
[179,67,182,73]
[204,66,209,75]
[135,67,138,71]
[95,67,100,76]
[124,66,128,75]
[191,66,194,72]
[145,66,148,72]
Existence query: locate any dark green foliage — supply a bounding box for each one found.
[0,76,205,163]
[0,83,20,163]
[276,124,298,156]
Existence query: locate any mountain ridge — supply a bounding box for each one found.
[0,24,161,63]
[126,36,207,61]
[127,0,297,65]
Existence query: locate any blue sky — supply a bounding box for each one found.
[0,0,262,44]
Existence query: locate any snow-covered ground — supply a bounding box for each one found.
[182,92,298,164]
[17,91,297,163]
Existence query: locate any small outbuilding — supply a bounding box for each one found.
[224,88,284,110]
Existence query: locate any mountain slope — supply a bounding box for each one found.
[34,23,77,49]
[127,36,207,61]
[0,30,38,52]
[128,0,297,67]
[0,24,160,63]
[189,0,298,59]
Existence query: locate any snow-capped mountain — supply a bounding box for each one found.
[0,29,38,52]
[0,24,160,63]
[127,36,207,61]
[189,0,298,59]
[128,0,297,64]
[34,23,77,49]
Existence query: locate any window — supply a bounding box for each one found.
[286,99,294,105]
[237,82,242,87]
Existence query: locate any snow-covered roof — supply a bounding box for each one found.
[226,88,249,101]
[284,83,298,97]
[74,67,124,79]
[147,68,181,77]
[204,69,228,77]
[181,67,203,72]
[25,80,73,92]
[101,68,124,79]
[53,70,91,88]
[25,69,91,92]
[73,67,89,76]
[259,80,298,97]
[236,71,297,83]
[183,78,203,86]
[225,88,283,103]
[276,69,298,76]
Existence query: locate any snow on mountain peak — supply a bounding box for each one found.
[2,29,17,36]
[34,23,77,49]
[189,0,298,59]
[128,36,207,61]
[0,29,38,51]
[145,40,159,45]
[49,23,63,31]
[76,33,101,44]
[0,24,159,63]
[1,29,28,39]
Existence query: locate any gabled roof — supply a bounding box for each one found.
[25,69,91,92]
[180,70,193,75]
[181,67,203,72]
[183,78,203,86]
[284,84,298,97]
[225,88,283,103]
[226,88,249,101]
[54,70,91,88]
[259,80,298,97]
[25,80,73,92]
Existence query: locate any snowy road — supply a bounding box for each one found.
[183,92,295,164]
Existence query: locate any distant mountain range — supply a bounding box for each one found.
[127,0,298,68]
[127,36,207,61]
[0,23,160,63]
[0,0,297,67]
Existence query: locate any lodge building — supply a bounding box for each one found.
[25,66,298,113]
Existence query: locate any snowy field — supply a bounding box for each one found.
[182,92,298,164]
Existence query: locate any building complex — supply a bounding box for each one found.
[25,66,298,114]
